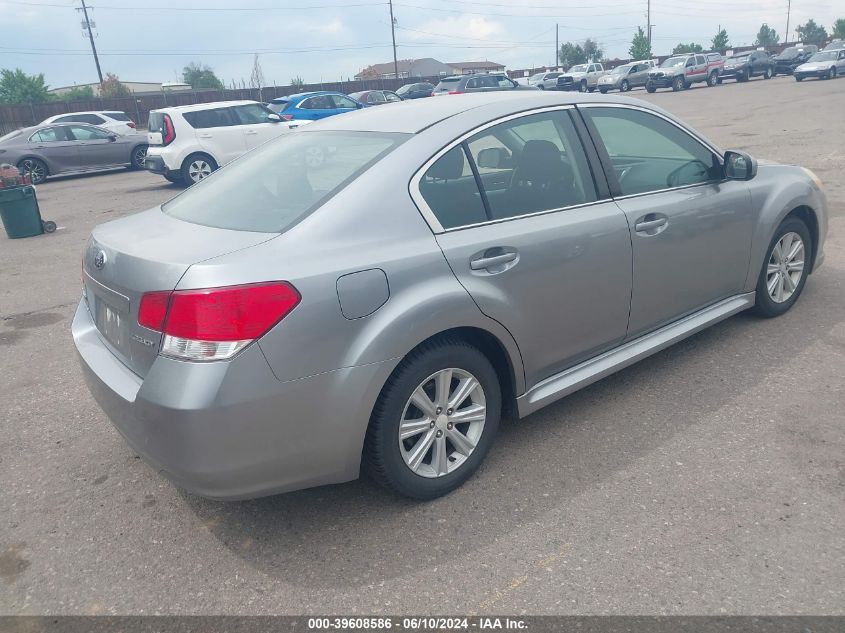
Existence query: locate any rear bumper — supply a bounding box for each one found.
[72,299,394,499]
[143,154,176,176]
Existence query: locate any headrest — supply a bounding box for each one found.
[427,147,465,180]
[513,140,562,183]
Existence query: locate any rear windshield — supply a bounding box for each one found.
[148,111,164,134]
[162,130,408,233]
[267,101,288,113]
[434,78,461,91]
[106,112,131,121]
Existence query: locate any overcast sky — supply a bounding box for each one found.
[1,0,839,89]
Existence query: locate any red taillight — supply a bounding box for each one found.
[447,90,464,95]
[138,291,171,331]
[280,114,294,121]
[127,121,137,129]
[138,282,300,361]
[162,114,175,146]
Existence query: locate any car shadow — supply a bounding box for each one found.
[179,267,842,591]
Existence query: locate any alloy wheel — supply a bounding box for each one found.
[188,160,212,183]
[766,232,805,303]
[132,146,147,169]
[398,368,486,478]
[19,159,46,184]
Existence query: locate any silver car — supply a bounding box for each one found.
[73,92,828,500]
[0,123,148,184]
[597,62,653,93]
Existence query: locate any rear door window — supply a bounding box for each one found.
[105,112,131,121]
[301,96,333,110]
[67,125,111,141]
[183,108,236,129]
[419,146,487,229]
[30,127,67,142]
[163,131,407,233]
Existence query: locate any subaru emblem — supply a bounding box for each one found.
[93,250,107,270]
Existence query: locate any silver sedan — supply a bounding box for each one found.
[72,92,828,500]
[0,122,148,184]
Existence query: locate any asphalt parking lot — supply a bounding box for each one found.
[1,75,844,615]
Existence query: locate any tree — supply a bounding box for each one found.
[712,28,730,50]
[754,23,780,46]
[672,42,704,54]
[629,27,652,61]
[795,19,828,46]
[182,62,224,90]
[583,38,604,62]
[100,73,130,97]
[558,42,587,67]
[290,76,305,89]
[833,18,845,40]
[58,85,95,101]
[249,54,265,92]
[0,68,50,104]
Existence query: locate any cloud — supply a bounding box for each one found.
[407,14,505,42]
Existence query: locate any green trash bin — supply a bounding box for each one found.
[0,186,54,239]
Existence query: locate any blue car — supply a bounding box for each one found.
[268,91,362,121]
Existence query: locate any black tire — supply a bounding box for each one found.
[181,153,217,185]
[646,84,656,93]
[164,174,183,184]
[599,88,608,94]
[129,144,148,170]
[537,84,545,90]
[751,216,812,318]
[795,75,803,82]
[707,71,718,87]
[17,158,48,185]
[41,220,56,233]
[716,76,723,84]
[738,69,749,82]
[620,79,630,92]
[364,338,502,500]
[579,79,588,93]
[827,68,836,80]
[672,76,685,91]
[764,66,773,79]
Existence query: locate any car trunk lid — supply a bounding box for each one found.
[82,208,275,377]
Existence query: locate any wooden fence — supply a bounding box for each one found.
[0,76,442,134]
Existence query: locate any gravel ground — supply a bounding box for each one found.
[1,75,843,615]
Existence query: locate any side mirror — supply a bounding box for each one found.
[724,150,757,180]
[108,134,118,142]
[266,113,282,122]
[356,102,364,109]
[477,147,511,169]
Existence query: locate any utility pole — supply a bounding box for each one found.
[555,23,559,68]
[388,0,399,79]
[647,0,652,47]
[79,0,103,84]
[785,0,791,44]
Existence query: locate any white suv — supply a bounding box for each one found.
[40,110,138,135]
[144,100,308,184]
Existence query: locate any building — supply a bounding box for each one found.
[354,58,453,80]
[448,60,505,75]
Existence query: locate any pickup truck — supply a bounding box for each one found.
[646,53,723,92]
[556,63,608,92]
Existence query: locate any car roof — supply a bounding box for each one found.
[151,100,259,113]
[300,91,670,134]
[43,110,113,119]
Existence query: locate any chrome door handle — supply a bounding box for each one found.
[634,217,668,232]
[470,252,518,270]
[198,133,212,138]
[245,130,258,135]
